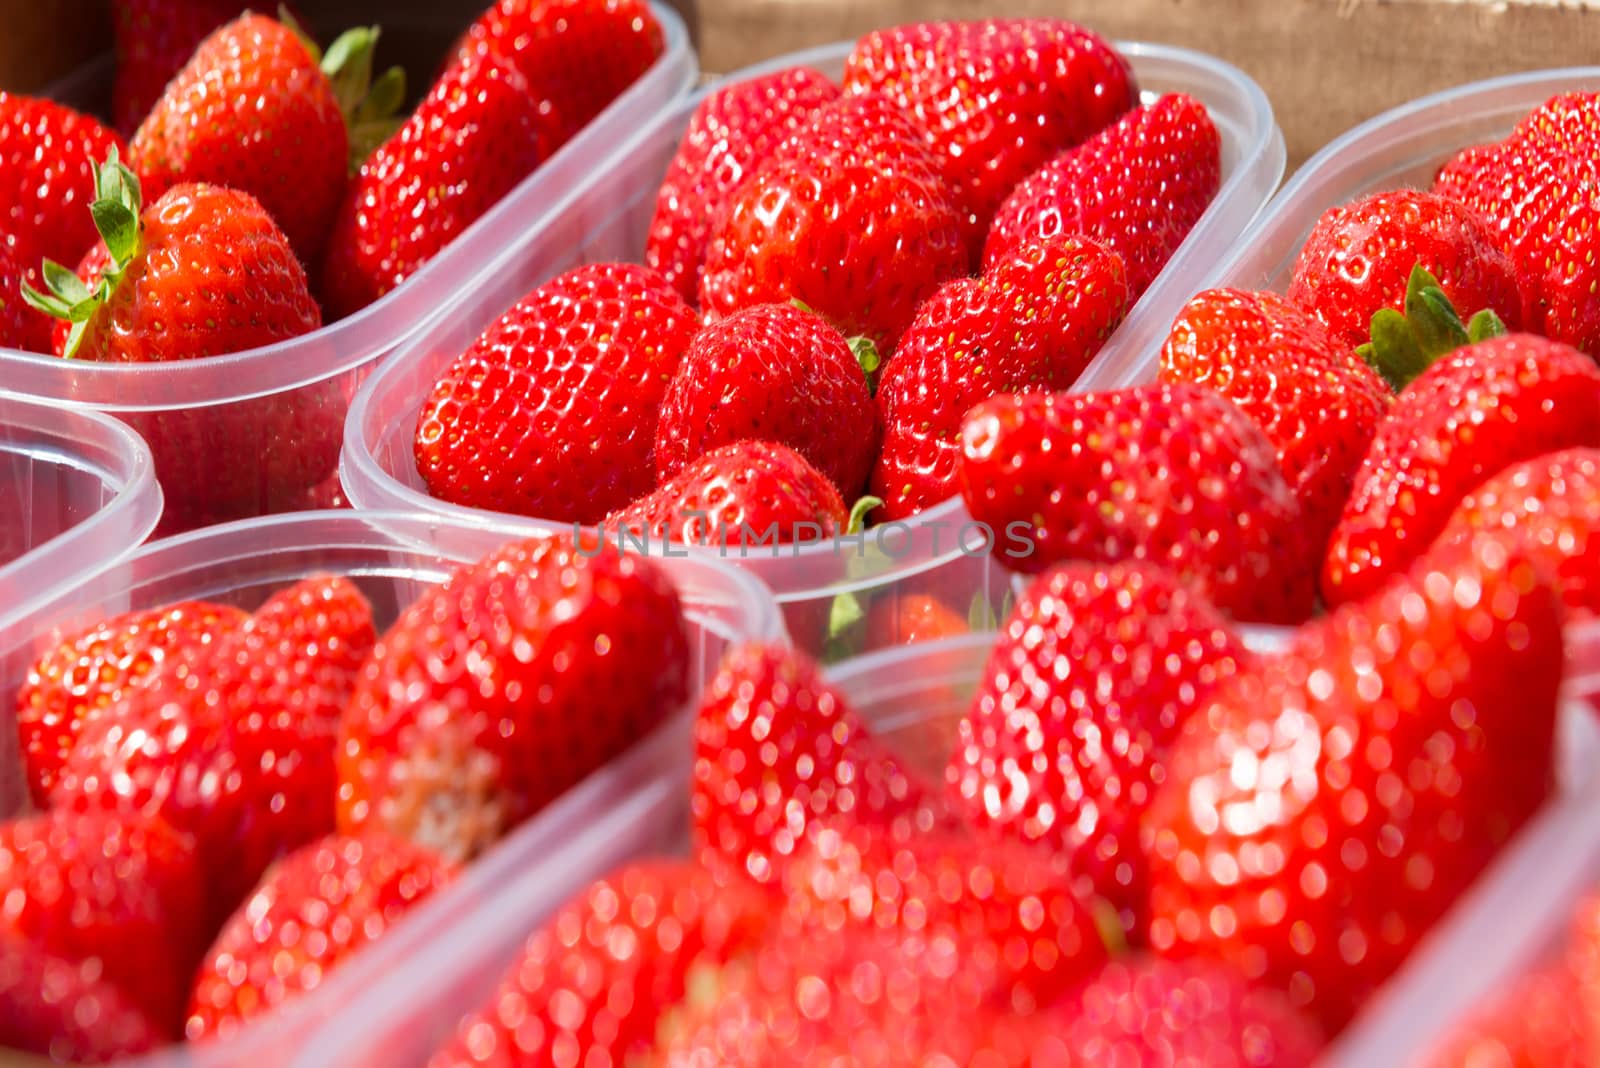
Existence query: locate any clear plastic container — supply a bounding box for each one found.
[19,3,695,535]
[0,508,783,1066]
[297,629,1600,1068]
[0,392,160,637]
[340,38,1286,660]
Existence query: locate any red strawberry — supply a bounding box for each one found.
[16,599,246,808]
[949,562,1253,937]
[1325,334,1600,606]
[0,94,125,353]
[862,591,969,648]
[691,642,959,890]
[654,302,879,498]
[1286,188,1524,352]
[1431,141,1500,204]
[187,831,455,1042]
[0,234,31,348]
[1058,956,1325,1066]
[53,576,376,925]
[604,439,848,547]
[1509,90,1600,157]
[111,0,253,136]
[128,14,396,270]
[699,92,967,352]
[337,534,689,862]
[983,94,1221,295]
[1145,532,1564,1032]
[1425,963,1588,1068]
[646,67,841,306]
[455,0,665,150]
[320,48,555,318]
[426,860,769,1068]
[958,384,1317,624]
[843,18,1135,259]
[1431,447,1600,619]
[0,935,165,1063]
[415,263,698,524]
[1159,287,1393,555]
[0,810,208,1038]
[872,234,1131,519]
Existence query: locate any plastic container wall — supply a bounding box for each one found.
[0,509,782,1067]
[341,37,1285,660]
[20,3,695,535]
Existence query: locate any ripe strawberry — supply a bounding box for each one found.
[1145,532,1564,1032]
[843,18,1135,259]
[187,832,455,1042]
[692,642,958,890]
[983,94,1221,295]
[655,302,879,498]
[16,599,246,808]
[0,235,31,348]
[54,576,376,925]
[0,94,124,352]
[415,263,699,524]
[0,935,165,1064]
[128,14,399,270]
[1325,333,1600,606]
[700,92,967,353]
[1510,90,1600,155]
[872,234,1130,519]
[604,439,848,547]
[949,562,1253,937]
[1287,188,1524,352]
[958,384,1317,624]
[0,809,208,1038]
[1057,956,1325,1066]
[862,591,969,648]
[1159,287,1393,555]
[455,0,665,151]
[1425,963,1588,1068]
[337,534,689,863]
[646,67,841,306]
[426,860,769,1068]
[320,48,555,318]
[111,0,252,135]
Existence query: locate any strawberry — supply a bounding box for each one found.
[0,935,165,1063]
[958,384,1317,624]
[53,576,376,926]
[0,94,124,353]
[604,439,848,547]
[0,809,208,1039]
[654,302,880,498]
[872,234,1130,519]
[862,591,969,648]
[0,235,30,348]
[320,48,555,318]
[337,534,689,863]
[699,92,967,353]
[646,67,841,306]
[843,18,1135,259]
[1159,287,1393,555]
[692,642,958,890]
[187,831,455,1042]
[1057,956,1325,1066]
[1510,90,1600,156]
[16,599,246,808]
[983,94,1221,295]
[415,263,699,524]
[1425,963,1588,1068]
[111,0,253,135]
[127,14,399,271]
[1286,188,1524,352]
[1145,532,1564,1032]
[1325,333,1600,606]
[455,0,665,151]
[949,562,1253,938]
[426,860,769,1068]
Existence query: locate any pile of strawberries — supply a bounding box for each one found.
[412,18,1225,563]
[0,533,692,1062]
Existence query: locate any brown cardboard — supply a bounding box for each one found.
[695,0,1600,168]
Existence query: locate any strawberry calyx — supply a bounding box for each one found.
[21,149,142,359]
[1356,264,1508,390]
[849,335,882,393]
[280,7,406,174]
[846,495,883,534]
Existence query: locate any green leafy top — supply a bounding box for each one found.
[1356,264,1508,391]
[281,7,406,173]
[21,148,143,359]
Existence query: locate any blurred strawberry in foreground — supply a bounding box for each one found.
[0,934,165,1064]
[1424,963,1588,1068]
[337,534,689,863]
[1146,532,1564,1033]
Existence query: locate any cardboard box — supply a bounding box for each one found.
[695,0,1600,168]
